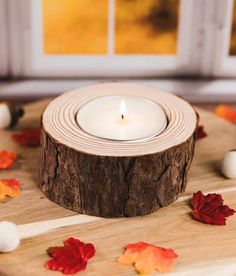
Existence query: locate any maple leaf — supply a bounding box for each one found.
[191,191,235,225]
[12,128,41,147]
[214,104,236,123]
[196,125,207,140]
[0,151,17,170]
[45,237,96,275]
[0,179,21,201]
[117,242,178,274]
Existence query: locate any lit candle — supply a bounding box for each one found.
[76,96,167,141]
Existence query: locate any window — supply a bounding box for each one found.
[2,0,236,78]
[115,0,179,55]
[43,0,179,56]
[6,0,195,77]
[43,0,109,55]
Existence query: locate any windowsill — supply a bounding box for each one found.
[0,78,236,103]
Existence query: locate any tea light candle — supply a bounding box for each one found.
[76,96,167,141]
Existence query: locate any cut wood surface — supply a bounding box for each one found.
[39,83,198,217]
[0,98,236,276]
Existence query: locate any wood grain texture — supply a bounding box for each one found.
[0,98,235,275]
[39,83,198,217]
[2,192,236,276]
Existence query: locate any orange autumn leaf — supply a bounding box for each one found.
[214,104,236,123]
[0,151,17,169]
[117,242,178,275]
[0,179,21,201]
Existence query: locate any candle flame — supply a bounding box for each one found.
[120,100,126,120]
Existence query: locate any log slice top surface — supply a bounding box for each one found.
[42,82,197,157]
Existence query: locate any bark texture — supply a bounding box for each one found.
[39,127,197,218]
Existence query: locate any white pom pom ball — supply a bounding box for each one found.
[0,103,11,129]
[0,221,20,252]
[221,150,236,179]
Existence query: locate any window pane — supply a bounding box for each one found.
[42,0,108,54]
[115,0,179,55]
[229,0,236,55]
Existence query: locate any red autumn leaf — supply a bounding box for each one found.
[117,242,178,274]
[214,104,236,123]
[196,125,207,140]
[191,191,235,225]
[0,151,17,169]
[0,179,21,200]
[12,128,41,147]
[45,237,96,275]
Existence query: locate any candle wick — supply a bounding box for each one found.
[121,114,124,120]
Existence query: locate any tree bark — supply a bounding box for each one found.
[39,126,197,218]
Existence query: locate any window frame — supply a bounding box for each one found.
[196,0,236,77]
[7,0,198,78]
[1,0,236,78]
[212,0,236,77]
[0,0,8,77]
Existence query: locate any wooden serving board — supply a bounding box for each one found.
[0,99,236,276]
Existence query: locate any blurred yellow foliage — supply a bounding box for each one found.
[43,0,179,55]
[43,0,108,54]
[115,0,179,54]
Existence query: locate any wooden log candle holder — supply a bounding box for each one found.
[39,83,198,218]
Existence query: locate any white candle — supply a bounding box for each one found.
[76,96,167,141]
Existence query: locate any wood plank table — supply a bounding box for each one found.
[0,99,236,276]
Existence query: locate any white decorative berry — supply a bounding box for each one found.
[0,103,11,129]
[0,221,20,252]
[221,150,236,179]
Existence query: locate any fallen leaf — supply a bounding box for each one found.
[0,179,21,200]
[117,242,178,274]
[0,151,17,169]
[196,125,207,140]
[191,191,235,225]
[45,237,96,274]
[214,104,236,123]
[12,128,41,147]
